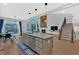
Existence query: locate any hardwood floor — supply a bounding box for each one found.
[0,36,79,55]
[53,38,79,55]
[0,39,23,55]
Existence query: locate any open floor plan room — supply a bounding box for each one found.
[0,3,79,55]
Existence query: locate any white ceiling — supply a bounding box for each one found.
[0,3,79,20]
[0,3,67,20]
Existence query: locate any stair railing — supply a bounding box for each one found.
[71,26,76,43]
[58,17,66,40]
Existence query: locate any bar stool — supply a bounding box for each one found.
[3,33,13,43]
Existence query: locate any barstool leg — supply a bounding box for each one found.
[3,38,6,43]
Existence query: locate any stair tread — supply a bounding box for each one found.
[60,23,74,40]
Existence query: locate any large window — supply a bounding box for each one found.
[2,20,20,36]
[27,16,40,33]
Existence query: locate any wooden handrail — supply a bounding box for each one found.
[58,17,66,40]
[71,28,74,43]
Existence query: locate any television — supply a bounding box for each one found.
[51,26,58,31]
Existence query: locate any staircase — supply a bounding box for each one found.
[61,23,73,39]
[58,18,75,43]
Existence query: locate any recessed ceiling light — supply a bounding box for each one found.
[4,3,8,6]
[62,11,65,13]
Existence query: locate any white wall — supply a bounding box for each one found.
[46,14,73,32]
[21,18,31,33]
[21,21,27,33]
[0,6,2,16]
[21,13,73,33]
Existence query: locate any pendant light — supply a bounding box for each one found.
[28,12,31,18]
[45,3,47,5]
[45,3,48,16]
[35,8,37,16]
[44,3,48,22]
[29,12,31,15]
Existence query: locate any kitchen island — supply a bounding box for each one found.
[22,33,53,55]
